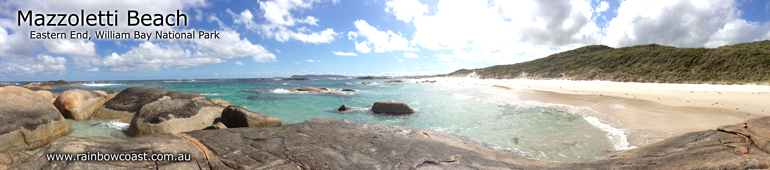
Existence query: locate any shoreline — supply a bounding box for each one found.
[424,77,770,146]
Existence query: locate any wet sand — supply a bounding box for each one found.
[424,78,770,146]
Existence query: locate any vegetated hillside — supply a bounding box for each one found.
[446,40,770,84]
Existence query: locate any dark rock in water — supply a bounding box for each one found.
[341,88,357,91]
[54,89,107,120]
[361,82,378,85]
[221,105,282,128]
[41,80,83,86]
[11,117,770,169]
[338,105,352,112]
[356,75,376,79]
[384,80,404,83]
[127,98,223,137]
[0,150,29,169]
[0,86,71,151]
[94,87,203,123]
[371,101,416,115]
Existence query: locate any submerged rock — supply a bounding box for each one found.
[94,87,203,123]
[127,98,223,137]
[361,82,378,85]
[341,88,357,91]
[220,105,282,128]
[338,105,352,111]
[11,117,770,169]
[0,86,70,151]
[371,101,416,115]
[54,89,107,120]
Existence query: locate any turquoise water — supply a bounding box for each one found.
[52,79,632,162]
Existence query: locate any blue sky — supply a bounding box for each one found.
[1,0,769,81]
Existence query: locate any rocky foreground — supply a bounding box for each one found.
[1,85,770,169]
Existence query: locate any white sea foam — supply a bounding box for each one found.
[106,120,129,131]
[201,93,219,96]
[271,88,291,93]
[513,100,636,151]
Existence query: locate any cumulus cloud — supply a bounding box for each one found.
[307,59,316,62]
[594,1,610,13]
[332,51,358,56]
[100,29,275,72]
[403,52,420,58]
[227,0,338,44]
[0,0,281,76]
[42,40,100,70]
[603,0,770,48]
[385,0,428,23]
[235,61,244,65]
[348,20,417,53]
[0,55,68,76]
[377,0,600,67]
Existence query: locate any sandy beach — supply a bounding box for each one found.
[425,77,770,146]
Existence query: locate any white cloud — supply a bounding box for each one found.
[100,30,276,72]
[594,1,610,13]
[603,0,770,48]
[276,50,282,53]
[0,55,67,76]
[307,59,316,62]
[86,67,99,72]
[385,0,428,23]
[348,20,417,53]
[380,0,601,65]
[42,40,100,70]
[403,52,420,58]
[235,61,244,65]
[332,51,358,56]
[355,41,372,53]
[227,0,338,44]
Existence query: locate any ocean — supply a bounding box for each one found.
[34,78,641,162]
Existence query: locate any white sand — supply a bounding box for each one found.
[422,77,770,137]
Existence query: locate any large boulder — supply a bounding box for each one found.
[338,105,352,111]
[33,90,55,103]
[0,150,29,170]
[295,86,320,92]
[21,83,51,90]
[371,101,416,115]
[12,117,770,169]
[717,116,770,153]
[94,87,203,123]
[127,99,223,137]
[54,89,107,120]
[0,86,70,151]
[220,105,282,128]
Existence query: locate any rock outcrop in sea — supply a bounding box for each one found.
[220,105,282,128]
[0,86,71,151]
[93,87,203,123]
[2,86,770,169]
[6,117,770,169]
[54,89,108,120]
[371,101,416,115]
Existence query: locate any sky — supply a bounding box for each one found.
[1,0,770,81]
